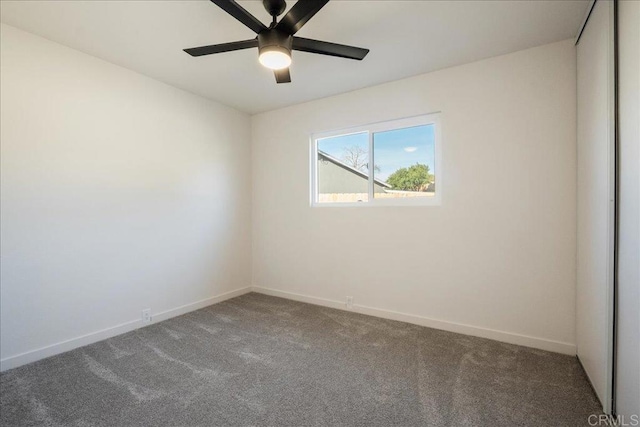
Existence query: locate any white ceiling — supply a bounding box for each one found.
[0,0,589,114]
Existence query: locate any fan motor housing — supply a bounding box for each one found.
[258,30,293,56]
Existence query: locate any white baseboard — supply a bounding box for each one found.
[0,286,252,372]
[1,285,576,372]
[251,286,576,355]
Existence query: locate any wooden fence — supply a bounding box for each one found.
[318,191,435,203]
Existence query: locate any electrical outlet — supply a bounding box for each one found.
[142,308,152,324]
[346,296,353,309]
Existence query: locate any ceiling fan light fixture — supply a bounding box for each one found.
[184,0,369,84]
[258,45,291,70]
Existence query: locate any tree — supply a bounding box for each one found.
[341,146,368,171]
[386,163,434,191]
[341,146,381,172]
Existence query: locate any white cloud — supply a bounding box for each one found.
[404,146,418,153]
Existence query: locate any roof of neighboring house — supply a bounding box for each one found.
[318,150,391,188]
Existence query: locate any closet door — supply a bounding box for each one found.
[615,0,640,419]
[576,0,615,414]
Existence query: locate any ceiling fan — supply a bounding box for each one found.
[183,0,370,84]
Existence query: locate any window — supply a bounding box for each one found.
[311,113,441,206]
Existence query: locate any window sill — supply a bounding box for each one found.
[311,198,441,208]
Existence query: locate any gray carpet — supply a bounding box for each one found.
[1,293,601,426]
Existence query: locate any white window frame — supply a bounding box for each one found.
[310,113,442,207]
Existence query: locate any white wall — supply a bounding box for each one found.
[0,24,252,370]
[616,0,640,418]
[251,40,578,354]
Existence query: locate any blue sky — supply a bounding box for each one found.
[317,124,435,182]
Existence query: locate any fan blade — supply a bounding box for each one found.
[184,39,258,57]
[274,68,291,84]
[292,37,369,60]
[275,0,329,35]
[210,0,267,34]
